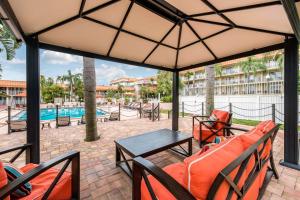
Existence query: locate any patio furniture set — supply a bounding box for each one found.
[0,0,299,199]
[0,109,280,200]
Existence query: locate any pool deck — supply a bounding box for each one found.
[0,117,299,200]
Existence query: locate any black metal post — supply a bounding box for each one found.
[229,102,232,113]
[118,103,121,121]
[172,71,179,131]
[182,102,184,117]
[151,103,154,122]
[26,37,40,164]
[272,104,275,122]
[158,102,160,121]
[56,105,59,128]
[280,37,300,170]
[139,102,142,119]
[7,106,11,134]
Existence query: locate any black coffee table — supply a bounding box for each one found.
[115,128,193,177]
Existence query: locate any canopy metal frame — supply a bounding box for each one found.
[0,0,299,170]
[1,0,298,71]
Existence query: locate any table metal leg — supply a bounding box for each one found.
[188,139,193,156]
[115,145,133,178]
[116,145,120,166]
[170,139,193,157]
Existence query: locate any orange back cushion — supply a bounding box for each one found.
[183,136,245,200]
[0,162,10,200]
[256,120,276,134]
[212,110,230,130]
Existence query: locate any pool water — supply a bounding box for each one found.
[14,107,107,121]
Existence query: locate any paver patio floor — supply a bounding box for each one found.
[0,117,299,200]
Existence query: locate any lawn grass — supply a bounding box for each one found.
[232,118,261,126]
[232,118,287,130]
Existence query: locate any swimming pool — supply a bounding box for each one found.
[14,107,107,121]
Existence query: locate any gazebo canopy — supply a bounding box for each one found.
[1,0,299,71]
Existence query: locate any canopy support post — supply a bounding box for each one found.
[280,37,300,170]
[172,71,179,131]
[26,37,40,164]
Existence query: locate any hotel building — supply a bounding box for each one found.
[181,58,283,96]
[0,80,26,106]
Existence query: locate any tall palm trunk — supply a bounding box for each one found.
[83,57,99,141]
[205,65,215,115]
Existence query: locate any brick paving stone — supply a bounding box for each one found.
[0,117,298,199]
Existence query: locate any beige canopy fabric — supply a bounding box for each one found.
[1,0,299,71]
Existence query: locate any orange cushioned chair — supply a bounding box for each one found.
[0,144,80,200]
[193,109,232,147]
[133,120,279,200]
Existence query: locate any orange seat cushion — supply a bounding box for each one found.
[193,125,220,142]
[19,163,71,200]
[141,163,186,200]
[183,136,245,200]
[0,162,10,200]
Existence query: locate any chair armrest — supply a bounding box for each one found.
[192,115,208,124]
[0,150,80,199]
[0,144,32,155]
[193,115,208,118]
[224,126,249,132]
[200,120,228,125]
[133,157,195,200]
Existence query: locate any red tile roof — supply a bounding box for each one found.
[96,85,135,91]
[0,80,26,88]
[110,77,137,84]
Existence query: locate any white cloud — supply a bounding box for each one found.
[73,66,83,74]
[95,63,126,84]
[7,58,25,65]
[42,50,82,65]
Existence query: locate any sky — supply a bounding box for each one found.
[0,44,157,85]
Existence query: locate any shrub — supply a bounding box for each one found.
[161,96,172,102]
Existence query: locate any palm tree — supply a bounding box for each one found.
[0,20,21,78]
[0,21,20,60]
[240,56,266,94]
[73,76,84,102]
[56,75,63,84]
[184,71,193,96]
[40,75,46,90]
[62,70,74,101]
[40,75,46,102]
[150,77,154,85]
[83,57,99,142]
[205,65,215,115]
[214,64,223,77]
[62,70,82,101]
[262,50,284,69]
[117,84,124,100]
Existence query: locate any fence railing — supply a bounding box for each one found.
[119,103,160,121]
[178,101,285,124]
[3,103,161,134]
